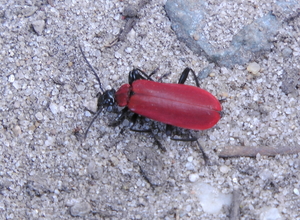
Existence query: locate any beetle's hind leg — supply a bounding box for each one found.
[171,135,209,165]
[166,124,208,164]
[129,116,166,152]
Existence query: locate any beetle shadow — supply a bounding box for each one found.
[114,112,209,164]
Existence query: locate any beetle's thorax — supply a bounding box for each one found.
[115,84,131,107]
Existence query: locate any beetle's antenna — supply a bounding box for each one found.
[79,45,104,93]
[83,108,103,139]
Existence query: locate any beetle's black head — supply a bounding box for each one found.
[98,89,116,109]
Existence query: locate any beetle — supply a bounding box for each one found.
[79,46,222,161]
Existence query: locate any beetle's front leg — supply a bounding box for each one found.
[109,107,130,127]
[178,67,200,87]
[83,108,103,139]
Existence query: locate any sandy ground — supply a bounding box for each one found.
[1,0,300,219]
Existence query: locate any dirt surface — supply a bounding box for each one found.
[1,0,300,219]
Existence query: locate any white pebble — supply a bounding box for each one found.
[192,182,232,214]
[115,51,122,59]
[35,112,44,121]
[293,188,299,196]
[127,29,136,42]
[189,173,199,182]
[12,125,22,136]
[247,62,260,75]
[84,99,97,113]
[125,47,133,53]
[285,108,292,114]
[112,74,119,81]
[220,165,230,174]
[49,102,59,114]
[185,162,194,170]
[45,136,55,146]
[260,207,282,220]
[8,75,15,82]
[76,85,85,92]
[187,156,193,162]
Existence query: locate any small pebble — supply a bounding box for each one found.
[293,188,299,196]
[232,177,238,183]
[22,6,38,17]
[49,102,59,115]
[14,101,20,108]
[220,165,230,174]
[112,74,119,81]
[35,112,44,121]
[84,99,97,113]
[110,156,119,166]
[189,173,199,182]
[115,51,122,59]
[260,207,282,220]
[45,136,55,146]
[247,62,260,75]
[76,85,85,92]
[209,72,215,77]
[31,20,45,35]
[282,47,292,57]
[8,75,15,82]
[185,162,194,170]
[125,47,133,53]
[70,201,91,217]
[187,156,193,162]
[127,29,136,42]
[12,125,22,136]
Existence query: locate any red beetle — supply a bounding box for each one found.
[115,78,221,130]
[79,46,221,160]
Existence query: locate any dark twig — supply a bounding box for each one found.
[105,0,152,47]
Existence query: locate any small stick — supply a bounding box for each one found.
[218,145,300,158]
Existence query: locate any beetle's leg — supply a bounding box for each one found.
[148,67,159,78]
[170,132,208,164]
[128,114,149,132]
[84,107,96,115]
[129,117,166,152]
[157,72,171,82]
[129,68,152,83]
[178,67,200,87]
[139,67,170,82]
[83,108,103,139]
[165,124,173,137]
[109,107,130,127]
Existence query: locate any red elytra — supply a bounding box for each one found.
[115,80,221,130]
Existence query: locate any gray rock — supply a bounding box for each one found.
[165,0,282,67]
[31,20,45,35]
[21,6,38,17]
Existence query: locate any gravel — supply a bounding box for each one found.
[0,0,299,219]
